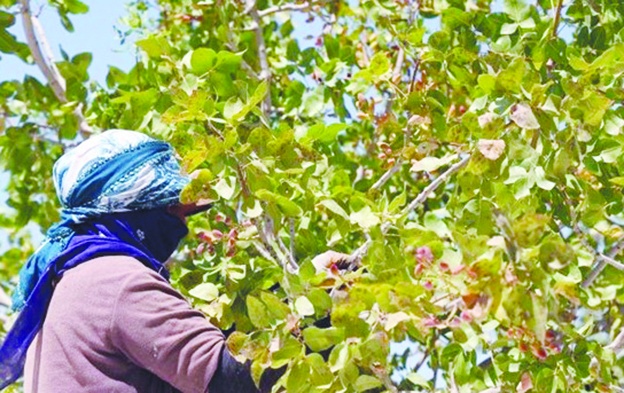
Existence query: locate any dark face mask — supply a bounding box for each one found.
[121,208,190,263]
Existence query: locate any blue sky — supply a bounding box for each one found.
[0,0,140,247]
[2,0,139,83]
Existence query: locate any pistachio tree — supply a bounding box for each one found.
[2,0,624,391]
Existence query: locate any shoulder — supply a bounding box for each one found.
[61,255,164,282]
[55,255,169,301]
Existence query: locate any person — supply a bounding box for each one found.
[0,129,296,392]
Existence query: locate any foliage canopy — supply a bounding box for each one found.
[2,0,624,391]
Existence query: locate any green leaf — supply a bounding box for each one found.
[306,288,333,314]
[478,74,496,94]
[318,199,349,220]
[301,122,347,144]
[0,11,15,28]
[294,296,315,316]
[255,189,302,217]
[215,50,242,72]
[214,177,236,200]
[609,177,624,186]
[368,52,391,77]
[510,103,540,130]
[259,291,290,321]
[497,58,525,93]
[503,0,530,21]
[136,36,171,59]
[302,326,344,352]
[246,295,270,328]
[188,283,219,302]
[410,154,458,172]
[350,206,380,229]
[355,375,383,392]
[190,48,217,74]
[223,98,245,121]
[224,81,268,123]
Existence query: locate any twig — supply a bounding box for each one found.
[409,59,420,93]
[597,254,624,271]
[277,235,297,271]
[257,2,315,18]
[606,330,624,353]
[247,0,272,115]
[449,371,460,393]
[403,153,471,213]
[493,207,519,263]
[582,238,624,288]
[234,161,295,271]
[413,348,429,372]
[392,47,404,84]
[370,127,411,192]
[19,0,92,136]
[253,240,278,265]
[551,0,563,39]
[289,218,295,257]
[349,153,471,263]
[370,158,403,191]
[224,22,260,80]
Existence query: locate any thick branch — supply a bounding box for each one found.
[20,0,92,136]
[20,0,65,101]
[258,2,315,18]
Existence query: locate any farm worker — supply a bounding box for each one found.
[0,129,287,392]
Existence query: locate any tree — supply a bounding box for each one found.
[1,0,624,391]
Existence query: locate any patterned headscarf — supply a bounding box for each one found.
[0,129,191,389]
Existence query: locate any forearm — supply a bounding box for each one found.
[208,348,285,393]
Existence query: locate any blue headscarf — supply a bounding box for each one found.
[0,130,192,389]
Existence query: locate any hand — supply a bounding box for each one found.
[311,250,351,275]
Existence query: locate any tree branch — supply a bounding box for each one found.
[234,161,295,271]
[597,254,624,271]
[582,237,624,287]
[289,218,295,257]
[403,153,471,213]
[349,153,471,263]
[246,0,272,115]
[370,158,403,191]
[253,240,278,264]
[551,0,563,39]
[224,22,260,80]
[257,2,315,18]
[19,0,92,136]
[392,46,404,84]
[606,330,624,353]
[409,58,420,93]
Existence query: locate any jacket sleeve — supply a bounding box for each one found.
[109,266,228,393]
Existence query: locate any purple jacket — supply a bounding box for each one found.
[24,256,225,393]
